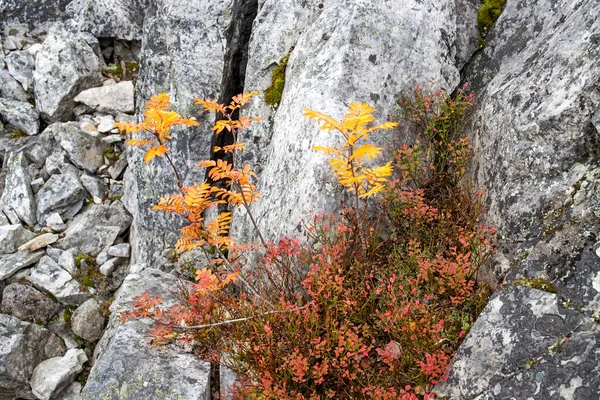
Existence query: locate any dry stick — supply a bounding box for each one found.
[174,305,307,331]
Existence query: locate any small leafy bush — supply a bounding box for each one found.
[119,83,494,399]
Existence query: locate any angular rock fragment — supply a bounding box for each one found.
[1,283,61,324]
[99,257,121,277]
[0,314,64,399]
[0,69,28,101]
[107,243,130,258]
[27,256,91,306]
[53,122,110,173]
[0,249,44,280]
[46,212,67,232]
[0,224,36,254]
[73,81,135,115]
[34,23,104,122]
[5,50,35,91]
[36,173,87,225]
[56,202,132,256]
[0,152,37,226]
[70,298,105,342]
[30,348,88,400]
[0,98,40,135]
[18,232,59,252]
[79,172,107,200]
[108,155,128,180]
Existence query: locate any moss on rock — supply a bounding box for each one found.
[264,50,293,108]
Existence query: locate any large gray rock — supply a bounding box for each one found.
[434,285,589,398]
[5,50,35,91]
[1,282,61,324]
[67,0,145,41]
[0,152,36,226]
[27,256,91,306]
[74,81,135,115]
[70,298,105,343]
[52,122,111,173]
[0,249,44,280]
[56,202,132,257]
[0,0,71,30]
[36,173,87,226]
[236,0,461,243]
[82,267,210,399]
[0,70,29,102]
[124,0,231,266]
[0,314,64,400]
[0,224,36,254]
[34,23,104,122]
[0,98,40,136]
[30,348,88,400]
[79,172,107,200]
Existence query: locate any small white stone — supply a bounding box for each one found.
[31,177,45,193]
[108,243,130,258]
[46,212,67,232]
[58,250,77,275]
[99,257,120,276]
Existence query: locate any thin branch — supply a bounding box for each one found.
[174,305,307,331]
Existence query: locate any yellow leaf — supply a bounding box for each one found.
[350,143,383,162]
[303,108,345,133]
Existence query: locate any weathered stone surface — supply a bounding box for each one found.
[236,0,461,243]
[108,155,128,180]
[53,122,110,173]
[434,285,586,398]
[0,314,63,400]
[36,173,87,225]
[56,381,83,400]
[27,256,91,306]
[18,232,59,252]
[5,50,35,91]
[0,224,36,254]
[56,202,132,256]
[96,115,115,134]
[124,0,231,267]
[1,283,61,324]
[74,81,135,115]
[0,68,29,102]
[98,257,121,277]
[0,98,40,136]
[67,0,144,41]
[47,212,68,232]
[30,348,88,400]
[0,152,36,226]
[82,267,210,399]
[79,172,107,200]
[71,298,105,342]
[34,23,104,122]
[0,0,71,29]
[58,250,77,275]
[0,249,44,280]
[107,243,130,258]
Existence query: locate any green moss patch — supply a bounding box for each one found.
[477,0,506,47]
[264,49,293,108]
[513,277,558,294]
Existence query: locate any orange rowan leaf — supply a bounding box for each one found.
[144,144,167,163]
[194,98,226,114]
[303,109,345,133]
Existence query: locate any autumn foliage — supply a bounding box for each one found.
[119,83,494,399]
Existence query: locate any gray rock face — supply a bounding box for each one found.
[70,298,105,342]
[0,98,40,136]
[30,348,88,400]
[0,249,44,280]
[74,81,135,115]
[5,50,35,91]
[0,314,63,400]
[67,0,145,41]
[434,285,590,398]
[1,283,61,324]
[236,0,461,243]
[124,0,231,267]
[34,23,104,122]
[56,202,132,257]
[0,152,36,226]
[53,122,110,173]
[107,243,130,258]
[56,381,83,400]
[27,256,91,306]
[0,0,71,29]
[0,69,29,102]
[37,173,87,226]
[82,267,210,399]
[0,224,36,254]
